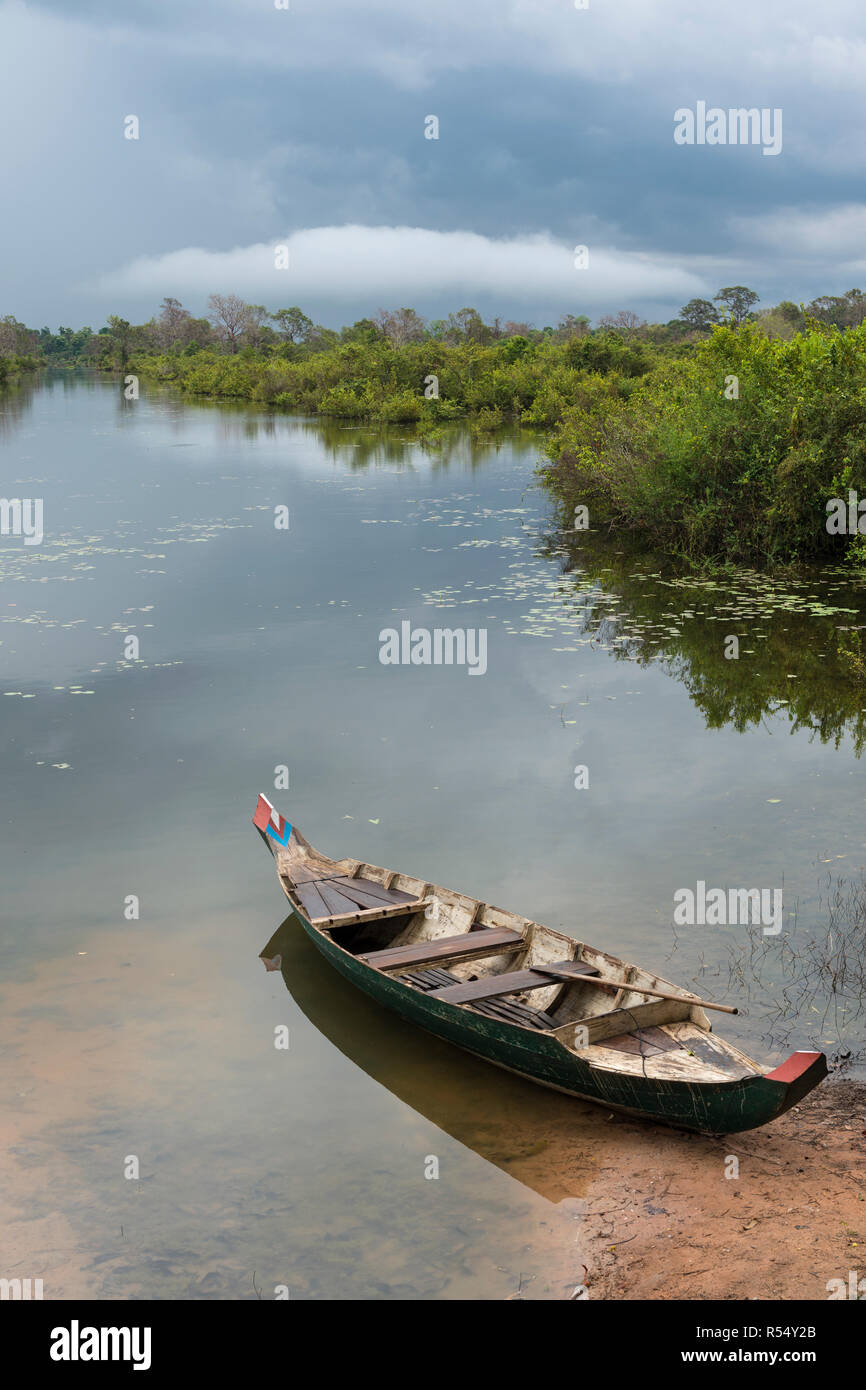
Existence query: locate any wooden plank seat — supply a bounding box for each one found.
[398,967,557,1031]
[291,872,426,925]
[428,959,600,1005]
[360,927,523,971]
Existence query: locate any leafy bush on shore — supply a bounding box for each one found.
[0,353,39,385]
[541,321,866,564]
[129,336,653,427]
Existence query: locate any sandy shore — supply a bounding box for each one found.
[561,1080,866,1300]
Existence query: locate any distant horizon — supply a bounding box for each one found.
[15,283,860,339]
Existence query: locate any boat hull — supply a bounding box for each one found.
[298,914,826,1135]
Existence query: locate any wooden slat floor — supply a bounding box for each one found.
[602,1025,682,1058]
[399,967,558,1031]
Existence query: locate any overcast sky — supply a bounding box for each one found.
[2,0,866,330]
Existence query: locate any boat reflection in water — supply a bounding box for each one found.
[260,916,603,1205]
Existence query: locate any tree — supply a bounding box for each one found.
[806,289,866,329]
[340,318,382,344]
[756,303,804,340]
[0,315,38,356]
[187,317,214,347]
[598,309,646,335]
[554,314,590,340]
[679,298,721,333]
[842,289,866,327]
[806,295,847,327]
[714,286,760,325]
[39,325,92,359]
[242,304,273,348]
[372,307,426,346]
[0,317,16,355]
[156,297,194,349]
[271,306,314,343]
[303,324,339,352]
[105,314,132,368]
[207,293,251,353]
[454,307,490,343]
[755,301,805,339]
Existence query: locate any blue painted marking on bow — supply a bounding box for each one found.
[266,820,293,847]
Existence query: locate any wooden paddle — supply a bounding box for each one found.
[542,964,738,1015]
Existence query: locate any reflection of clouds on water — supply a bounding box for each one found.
[4,376,866,1304]
[0,910,587,1301]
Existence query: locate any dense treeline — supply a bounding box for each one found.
[4,283,866,376]
[2,293,675,427]
[129,322,658,430]
[11,282,866,367]
[7,287,866,564]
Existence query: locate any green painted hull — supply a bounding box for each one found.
[298,915,825,1135]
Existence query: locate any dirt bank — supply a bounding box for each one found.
[572,1080,866,1300]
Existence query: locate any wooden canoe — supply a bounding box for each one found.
[253,794,827,1133]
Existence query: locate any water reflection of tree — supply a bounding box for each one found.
[301,420,534,473]
[142,393,536,472]
[0,375,39,437]
[537,528,866,754]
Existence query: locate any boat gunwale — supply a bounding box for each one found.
[269,831,711,1043]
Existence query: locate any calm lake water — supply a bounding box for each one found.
[2,371,865,1299]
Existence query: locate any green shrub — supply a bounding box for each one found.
[318,384,374,418]
[376,391,424,423]
[542,321,866,563]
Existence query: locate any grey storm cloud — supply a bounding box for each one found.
[4,0,866,325]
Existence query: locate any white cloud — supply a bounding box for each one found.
[731,203,866,260]
[88,224,707,309]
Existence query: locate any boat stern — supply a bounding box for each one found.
[761,1049,828,1113]
[714,1049,828,1134]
